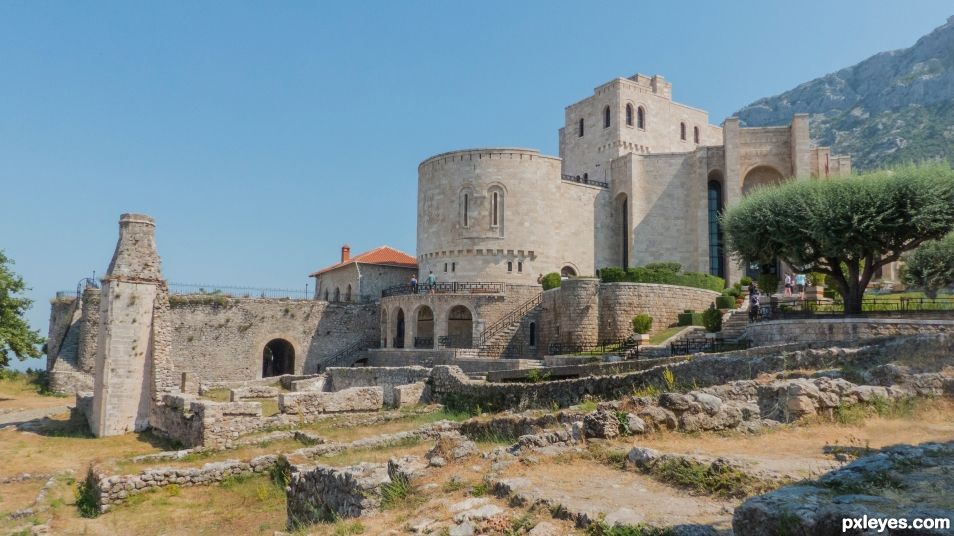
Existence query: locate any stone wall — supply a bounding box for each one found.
[149,394,268,449]
[598,282,719,339]
[88,455,279,512]
[326,366,431,406]
[316,263,416,304]
[745,318,954,346]
[168,297,377,381]
[430,336,954,411]
[366,350,531,373]
[278,387,384,417]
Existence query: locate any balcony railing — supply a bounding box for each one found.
[382,282,507,298]
[561,174,609,189]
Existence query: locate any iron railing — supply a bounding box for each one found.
[413,337,434,349]
[547,337,640,359]
[437,335,473,349]
[382,282,507,298]
[669,336,751,356]
[561,174,609,188]
[751,297,954,321]
[168,282,310,300]
[321,337,380,371]
[475,292,543,347]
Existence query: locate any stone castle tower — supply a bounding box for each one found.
[89,213,170,437]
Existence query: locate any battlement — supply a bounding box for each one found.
[418,147,560,171]
[626,73,672,99]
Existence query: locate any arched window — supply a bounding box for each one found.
[707,174,725,279]
[625,104,634,126]
[488,186,504,233]
[637,107,645,129]
[334,287,340,302]
[603,105,611,128]
[578,118,584,137]
[507,261,513,272]
[680,122,687,141]
[324,289,329,301]
[694,126,700,144]
[463,193,469,227]
[561,266,577,278]
[528,322,536,348]
[345,284,352,302]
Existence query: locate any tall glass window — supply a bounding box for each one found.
[707,180,725,278]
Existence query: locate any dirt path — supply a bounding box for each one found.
[0,405,72,427]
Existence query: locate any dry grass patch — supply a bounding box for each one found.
[0,371,69,411]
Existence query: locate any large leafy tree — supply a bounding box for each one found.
[903,233,954,298]
[0,250,44,368]
[722,163,954,314]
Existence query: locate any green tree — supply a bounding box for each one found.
[0,251,44,367]
[722,163,954,314]
[903,233,954,298]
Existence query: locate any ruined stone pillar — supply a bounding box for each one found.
[89,213,165,437]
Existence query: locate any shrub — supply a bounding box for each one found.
[757,274,779,295]
[75,475,99,518]
[631,314,653,334]
[715,296,735,309]
[722,287,740,298]
[677,311,703,326]
[644,261,682,273]
[541,272,562,290]
[598,264,724,292]
[702,308,722,332]
[739,276,753,286]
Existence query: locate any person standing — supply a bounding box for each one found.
[426,270,437,293]
[748,282,761,321]
[410,275,418,294]
[795,273,807,298]
[784,273,793,297]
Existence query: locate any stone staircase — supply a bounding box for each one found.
[463,359,544,382]
[720,305,750,341]
[474,293,544,359]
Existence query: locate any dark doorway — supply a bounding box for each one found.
[262,339,295,377]
[395,309,406,348]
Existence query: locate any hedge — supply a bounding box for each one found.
[677,311,703,326]
[598,266,724,293]
[541,272,562,290]
[715,295,736,309]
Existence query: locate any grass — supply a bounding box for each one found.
[379,477,418,510]
[585,519,675,536]
[646,458,772,499]
[647,326,684,345]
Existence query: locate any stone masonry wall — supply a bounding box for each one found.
[326,366,431,406]
[169,298,377,382]
[287,463,390,525]
[745,318,954,346]
[278,387,384,417]
[598,282,719,339]
[149,394,267,449]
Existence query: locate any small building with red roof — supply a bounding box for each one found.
[310,244,417,303]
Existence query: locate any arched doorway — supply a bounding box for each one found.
[415,306,434,348]
[262,339,294,378]
[394,308,405,348]
[742,165,784,195]
[447,305,473,348]
[561,266,577,278]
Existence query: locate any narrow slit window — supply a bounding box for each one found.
[491,192,499,227]
[463,194,469,227]
[507,261,513,272]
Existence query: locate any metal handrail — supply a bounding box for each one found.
[547,337,641,359]
[475,292,543,347]
[168,282,310,300]
[321,337,379,371]
[561,174,609,188]
[752,296,954,321]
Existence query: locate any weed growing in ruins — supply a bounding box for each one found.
[662,368,676,392]
[833,402,869,426]
[220,473,254,489]
[632,385,661,398]
[331,521,365,535]
[380,476,418,510]
[270,456,292,490]
[164,484,181,497]
[525,369,551,383]
[442,477,467,493]
[822,469,904,495]
[615,410,631,435]
[470,480,490,497]
[75,477,100,518]
[648,458,771,499]
[585,518,675,535]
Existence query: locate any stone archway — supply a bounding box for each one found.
[262,338,295,378]
[561,266,578,278]
[447,305,473,348]
[394,308,406,349]
[742,165,785,195]
[414,306,435,348]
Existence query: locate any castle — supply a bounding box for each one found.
[45,73,852,436]
[416,73,850,287]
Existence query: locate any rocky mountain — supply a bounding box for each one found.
[735,16,954,170]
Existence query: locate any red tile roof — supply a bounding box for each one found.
[309,246,417,277]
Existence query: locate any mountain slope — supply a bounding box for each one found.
[735,16,954,170]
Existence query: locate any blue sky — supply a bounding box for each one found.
[2,1,952,370]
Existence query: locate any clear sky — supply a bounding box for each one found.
[2,1,952,371]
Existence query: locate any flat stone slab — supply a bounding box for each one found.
[493,463,735,532]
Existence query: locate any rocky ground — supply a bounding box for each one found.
[2,344,953,535]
